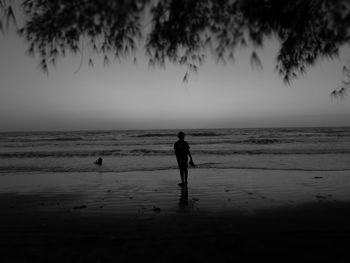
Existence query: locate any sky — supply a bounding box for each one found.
[1,29,350,132]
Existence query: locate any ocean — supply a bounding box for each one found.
[1,127,350,174]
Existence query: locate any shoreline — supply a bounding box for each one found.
[1,169,350,262]
[1,169,350,214]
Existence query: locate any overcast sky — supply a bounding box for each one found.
[1,30,350,132]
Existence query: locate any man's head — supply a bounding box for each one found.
[178,131,185,140]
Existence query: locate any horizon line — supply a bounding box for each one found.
[1,125,350,133]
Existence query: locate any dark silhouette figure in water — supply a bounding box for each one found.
[174,131,194,186]
[94,157,103,166]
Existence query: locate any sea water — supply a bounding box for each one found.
[1,127,350,174]
[1,127,350,214]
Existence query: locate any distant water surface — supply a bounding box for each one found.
[1,127,350,174]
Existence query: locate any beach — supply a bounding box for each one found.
[1,127,350,262]
[1,169,350,262]
[2,1,350,260]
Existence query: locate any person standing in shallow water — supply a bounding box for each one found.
[174,132,194,186]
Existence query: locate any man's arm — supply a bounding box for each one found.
[187,144,193,160]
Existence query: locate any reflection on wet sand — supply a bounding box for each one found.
[178,184,188,207]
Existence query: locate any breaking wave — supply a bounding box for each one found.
[1,148,350,158]
[1,163,350,174]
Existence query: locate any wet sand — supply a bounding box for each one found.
[1,169,350,262]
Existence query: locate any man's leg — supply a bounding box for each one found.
[179,170,185,185]
[184,169,188,184]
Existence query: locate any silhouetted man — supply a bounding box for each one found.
[174,131,194,186]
